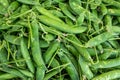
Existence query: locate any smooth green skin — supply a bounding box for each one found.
[1,68,26,79]
[39,40,49,48]
[20,38,35,73]
[4,34,21,45]
[108,9,120,16]
[31,19,45,67]
[18,69,33,78]
[31,19,46,80]
[102,0,120,8]
[99,49,119,60]
[43,40,60,64]
[0,48,8,64]
[66,35,93,62]
[38,15,87,34]
[43,68,63,80]
[58,51,79,80]
[50,58,60,68]
[85,32,115,47]
[36,6,64,23]
[59,3,76,21]
[36,67,45,80]
[48,10,64,18]
[78,55,93,79]
[91,57,120,69]
[17,0,39,5]
[0,73,17,79]
[92,70,120,80]
[77,12,85,26]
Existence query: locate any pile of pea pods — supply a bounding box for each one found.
[1,0,120,80]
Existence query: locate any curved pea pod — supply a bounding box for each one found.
[20,38,35,73]
[77,12,85,26]
[17,0,39,5]
[107,9,120,16]
[108,40,120,48]
[43,67,64,80]
[59,3,76,21]
[1,67,26,79]
[92,70,120,80]
[102,0,120,8]
[99,49,119,60]
[0,73,17,79]
[48,10,64,18]
[57,51,79,80]
[39,40,49,48]
[4,34,21,45]
[38,15,87,34]
[66,35,93,62]
[85,32,115,47]
[36,6,64,23]
[91,57,120,69]
[43,40,60,64]
[90,0,101,9]
[18,69,33,78]
[78,55,94,79]
[50,58,60,68]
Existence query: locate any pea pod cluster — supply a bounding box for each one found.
[1,0,120,80]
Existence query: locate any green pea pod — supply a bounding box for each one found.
[0,47,8,67]
[99,49,119,60]
[4,34,21,45]
[43,40,60,64]
[102,0,120,8]
[48,10,64,18]
[66,35,93,62]
[91,57,120,69]
[36,6,64,23]
[1,67,26,79]
[0,24,11,30]
[107,9,120,16]
[59,3,76,21]
[85,32,115,47]
[77,12,85,26]
[0,73,17,79]
[92,70,120,80]
[43,68,63,80]
[38,15,87,34]
[39,40,49,48]
[20,38,35,73]
[17,0,39,5]
[58,50,79,80]
[36,67,45,80]
[78,55,94,79]
[18,69,33,78]
[31,19,45,67]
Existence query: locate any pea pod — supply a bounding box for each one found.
[92,70,120,80]
[0,73,17,79]
[85,32,116,47]
[43,40,60,64]
[20,38,34,73]
[17,0,39,5]
[78,55,94,79]
[57,50,79,80]
[91,57,120,69]
[59,3,76,21]
[38,15,87,34]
